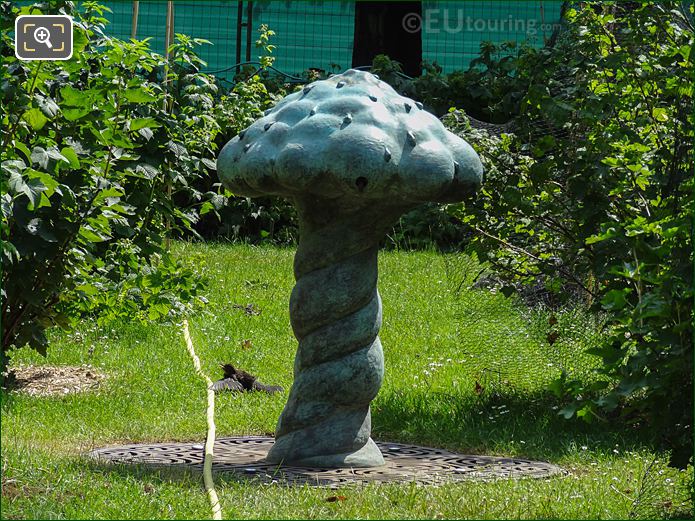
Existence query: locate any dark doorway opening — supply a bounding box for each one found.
[352,1,423,77]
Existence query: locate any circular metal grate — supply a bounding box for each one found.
[88,437,564,486]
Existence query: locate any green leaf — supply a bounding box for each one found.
[586,227,619,245]
[8,172,47,207]
[60,85,89,106]
[94,187,125,206]
[1,193,13,219]
[2,160,26,176]
[46,148,69,164]
[96,128,134,148]
[37,192,52,208]
[575,405,594,423]
[652,107,669,122]
[72,28,89,53]
[125,87,158,103]
[30,147,49,168]
[22,108,48,130]
[8,171,27,195]
[166,141,188,157]
[60,147,81,169]
[201,158,216,170]
[133,163,159,179]
[75,283,99,296]
[601,288,632,311]
[200,201,214,215]
[129,117,160,131]
[2,240,20,264]
[558,405,577,419]
[63,107,92,121]
[36,95,59,118]
[15,142,33,163]
[204,193,226,210]
[78,226,111,243]
[25,169,59,198]
[137,127,154,141]
[596,393,619,410]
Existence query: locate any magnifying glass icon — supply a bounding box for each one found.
[33,26,53,49]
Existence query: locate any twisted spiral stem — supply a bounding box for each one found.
[265,199,408,467]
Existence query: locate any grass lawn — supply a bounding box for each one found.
[2,242,692,519]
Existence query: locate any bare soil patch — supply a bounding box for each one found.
[4,365,106,397]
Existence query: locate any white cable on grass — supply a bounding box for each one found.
[182,319,223,520]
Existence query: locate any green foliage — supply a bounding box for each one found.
[446,1,694,467]
[193,25,298,243]
[0,1,217,368]
[384,203,472,252]
[255,23,276,70]
[370,42,533,121]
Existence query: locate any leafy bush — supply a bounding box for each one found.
[446,1,693,467]
[191,23,300,243]
[370,42,534,121]
[0,1,221,372]
[383,203,473,252]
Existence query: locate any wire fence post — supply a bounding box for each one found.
[130,0,139,40]
[236,1,243,74]
[164,0,175,249]
[245,1,253,62]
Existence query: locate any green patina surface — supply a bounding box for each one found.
[216,69,482,467]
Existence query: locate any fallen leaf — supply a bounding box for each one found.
[325,495,347,502]
[241,339,253,349]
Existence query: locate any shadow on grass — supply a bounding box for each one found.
[372,387,654,462]
[0,388,18,413]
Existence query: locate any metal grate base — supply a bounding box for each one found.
[88,436,564,486]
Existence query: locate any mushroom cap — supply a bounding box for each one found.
[217,69,482,204]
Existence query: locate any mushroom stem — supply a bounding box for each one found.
[265,198,409,467]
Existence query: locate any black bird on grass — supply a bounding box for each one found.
[211,364,283,394]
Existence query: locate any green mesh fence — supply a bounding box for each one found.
[102,0,356,83]
[100,0,563,82]
[421,1,563,71]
